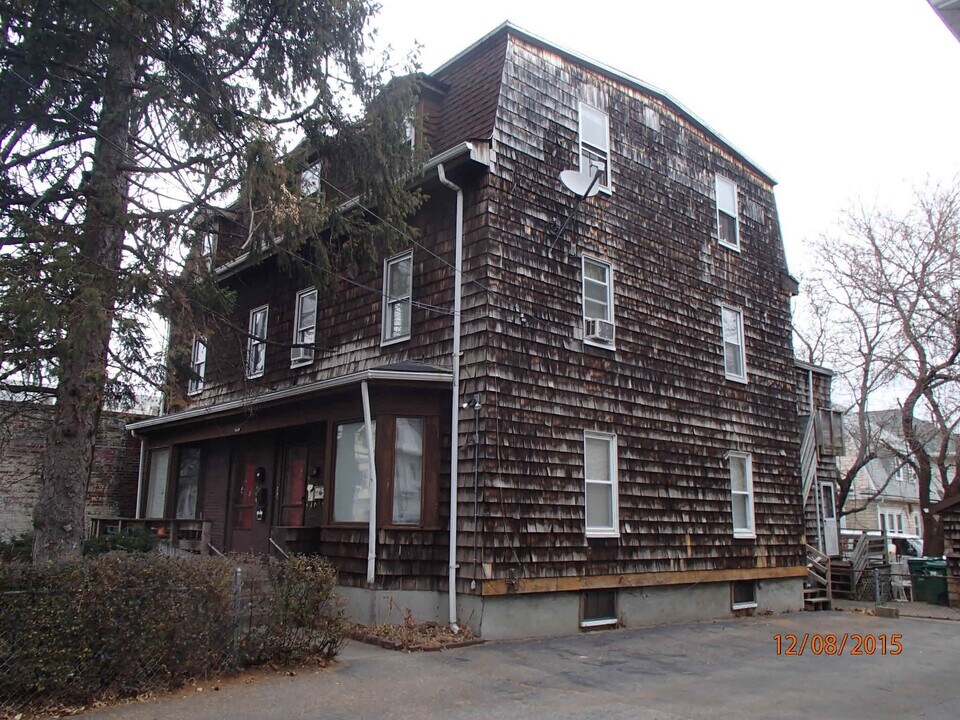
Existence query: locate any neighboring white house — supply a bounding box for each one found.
[840,411,953,538]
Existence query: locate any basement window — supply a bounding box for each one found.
[581,589,618,628]
[731,580,757,610]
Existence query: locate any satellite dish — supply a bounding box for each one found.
[560,168,601,198]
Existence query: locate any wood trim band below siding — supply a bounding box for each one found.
[480,565,807,596]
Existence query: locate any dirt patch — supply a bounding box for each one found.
[348,620,483,652]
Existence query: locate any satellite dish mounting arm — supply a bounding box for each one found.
[550,166,603,250]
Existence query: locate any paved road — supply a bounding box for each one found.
[82,611,957,720]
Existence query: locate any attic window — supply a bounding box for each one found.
[301,163,322,196]
[715,175,740,250]
[578,102,610,192]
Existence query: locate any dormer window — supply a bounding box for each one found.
[301,163,322,196]
[199,225,217,270]
[382,251,413,344]
[404,115,417,148]
[579,102,611,192]
[188,336,206,395]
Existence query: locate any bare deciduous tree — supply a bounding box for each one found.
[796,180,960,554]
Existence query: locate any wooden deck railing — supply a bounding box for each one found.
[88,517,212,556]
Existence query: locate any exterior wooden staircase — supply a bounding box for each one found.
[805,543,832,611]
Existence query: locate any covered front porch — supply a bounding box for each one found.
[119,364,453,588]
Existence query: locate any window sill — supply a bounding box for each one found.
[580,617,618,628]
[187,388,203,397]
[586,530,620,539]
[290,359,314,369]
[731,601,757,610]
[724,373,748,385]
[246,372,264,380]
[380,334,411,348]
[733,530,756,540]
[584,339,616,352]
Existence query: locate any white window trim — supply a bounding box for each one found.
[731,600,759,610]
[246,304,268,379]
[720,305,748,384]
[188,335,206,396]
[727,451,756,539]
[580,617,619,628]
[200,228,217,270]
[578,101,612,194]
[381,250,413,346]
[715,175,740,251]
[582,255,616,351]
[301,163,322,196]
[584,430,620,538]
[291,287,318,368]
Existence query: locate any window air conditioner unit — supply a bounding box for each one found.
[292,346,315,364]
[584,318,615,343]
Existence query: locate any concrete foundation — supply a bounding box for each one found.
[337,586,448,626]
[337,577,804,639]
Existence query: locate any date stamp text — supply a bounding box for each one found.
[774,633,903,656]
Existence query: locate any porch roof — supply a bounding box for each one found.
[126,362,451,434]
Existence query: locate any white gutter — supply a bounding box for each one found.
[361,380,378,585]
[437,163,463,632]
[126,368,452,432]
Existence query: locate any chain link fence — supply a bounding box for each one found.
[857,560,950,606]
[1,555,344,718]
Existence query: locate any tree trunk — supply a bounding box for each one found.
[32,35,135,563]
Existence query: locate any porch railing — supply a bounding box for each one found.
[88,517,212,556]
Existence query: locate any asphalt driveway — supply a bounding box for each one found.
[81,610,957,720]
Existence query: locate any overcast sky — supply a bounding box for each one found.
[374,0,960,277]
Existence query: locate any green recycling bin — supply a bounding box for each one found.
[908,558,948,605]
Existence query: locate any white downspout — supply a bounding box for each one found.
[438,163,463,632]
[134,435,146,519]
[362,380,378,585]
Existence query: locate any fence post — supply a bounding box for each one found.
[874,568,881,607]
[232,566,243,666]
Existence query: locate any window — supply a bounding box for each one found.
[246,305,268,378]
[174,447,201,519]
[382,251,413,343]
[721,306,747,383]
[584,431,619,537]
[732,580,757,609]
[333,421,376,523]
[579,102,611,191]
[404,115,417,147]
[728,452,755,538]
[392,418,424,524]
[301,163,322,196]
[581,589,618,628]
[715,175,739,250]
[200,229,217,270]
[292,288,317,366]
[144,448,170,518]
[188,336,206,395]
[582,256,615,347]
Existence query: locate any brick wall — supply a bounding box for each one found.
[0,402,143,541]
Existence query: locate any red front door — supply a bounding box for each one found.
[229,440,275,554]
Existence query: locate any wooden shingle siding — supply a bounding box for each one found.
[460,33,801,588]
